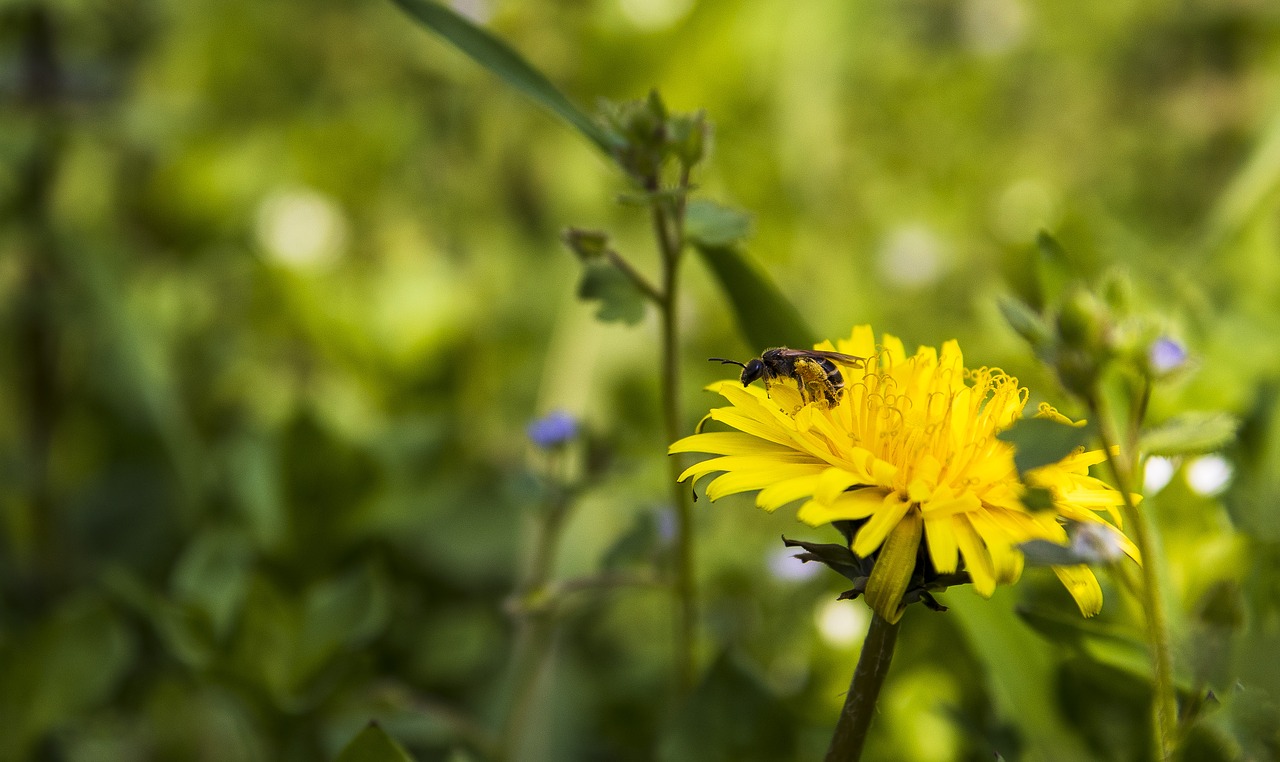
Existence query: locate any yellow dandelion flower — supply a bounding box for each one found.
[671,325,1139,623]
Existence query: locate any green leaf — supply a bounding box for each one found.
[1034,230,1073,308]
[336,723,418,762]
[391,0,615,154]
[171,528,255,641]
[692,245,817,350]
[997,296,1052,353]
[1142,412,1240,456]
[1016,605,1161,688]
[685,199,752,248]
[0,596,137,756]
[577,261,647,325]
[998,417,1093,474]
[294,563,392,684]
[949,590,1094,761]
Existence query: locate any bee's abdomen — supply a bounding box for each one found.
[814,357,845,393]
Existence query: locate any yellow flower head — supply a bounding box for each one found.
[671,325,1138,623]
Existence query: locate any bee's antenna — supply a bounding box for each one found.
[709,357,747,369]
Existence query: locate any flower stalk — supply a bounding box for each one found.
[650,178,698,692]
[825,613,901,762]
[1089,393,1178,759]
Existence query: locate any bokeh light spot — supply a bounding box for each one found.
[814,599,868,648]
[256,187,348,270]
[1186,455,1232,496]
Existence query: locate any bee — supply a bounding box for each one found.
[711,348,865,406]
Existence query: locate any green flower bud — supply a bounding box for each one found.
[563,228,610,261]
[1056,287,1110,351]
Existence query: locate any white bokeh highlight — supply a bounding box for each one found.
[1144,456,1177,494]
[256,187,348,271]
[814,598,868,648]
[1186,455,1232,496]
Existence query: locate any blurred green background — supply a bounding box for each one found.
[3,0,1280,759]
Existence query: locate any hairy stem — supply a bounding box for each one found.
[1090,395,1178,759]
[825,613,900,762]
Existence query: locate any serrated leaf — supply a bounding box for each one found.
[692,245,816,350]
[1142,412,1240,456]
[998,417,1093,475]
[684,199,752,248]
[336,723,418,762]
[577,262,646,325]
[391,0,615,154]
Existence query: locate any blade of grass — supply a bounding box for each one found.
[391,0,617,154]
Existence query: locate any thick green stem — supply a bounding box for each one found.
[1090,396,1178,759]
[825,613,900,762]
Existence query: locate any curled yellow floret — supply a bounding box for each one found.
[671,325,1138,622]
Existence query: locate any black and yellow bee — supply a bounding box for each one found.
[711,348,865,406]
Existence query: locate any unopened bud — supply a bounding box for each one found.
[563,228,610,261]
[1056,288,1110,351]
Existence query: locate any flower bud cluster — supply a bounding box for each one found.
[1003,244,1189,398]
[599,91,708,185]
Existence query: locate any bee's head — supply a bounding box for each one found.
[709,356,762,386]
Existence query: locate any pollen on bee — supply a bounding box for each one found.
[793,359,840,407]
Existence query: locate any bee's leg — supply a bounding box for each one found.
[794,360,828,406]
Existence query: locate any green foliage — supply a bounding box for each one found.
[3,0,1280,759]
[337,723,419,762]
[577,260,647,324]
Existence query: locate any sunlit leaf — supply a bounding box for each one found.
[693,245,817,350]
[1142,412,1240,456]
[949,591,1094,761]
[336,723,418,762]
[998,417,1093,475]
[685,199,752,248]
[391,0,616,154]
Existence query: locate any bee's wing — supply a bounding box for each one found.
[799,349,865,366]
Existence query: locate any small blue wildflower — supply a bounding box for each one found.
[1148,336,1188,375]
[527,410,579,448]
